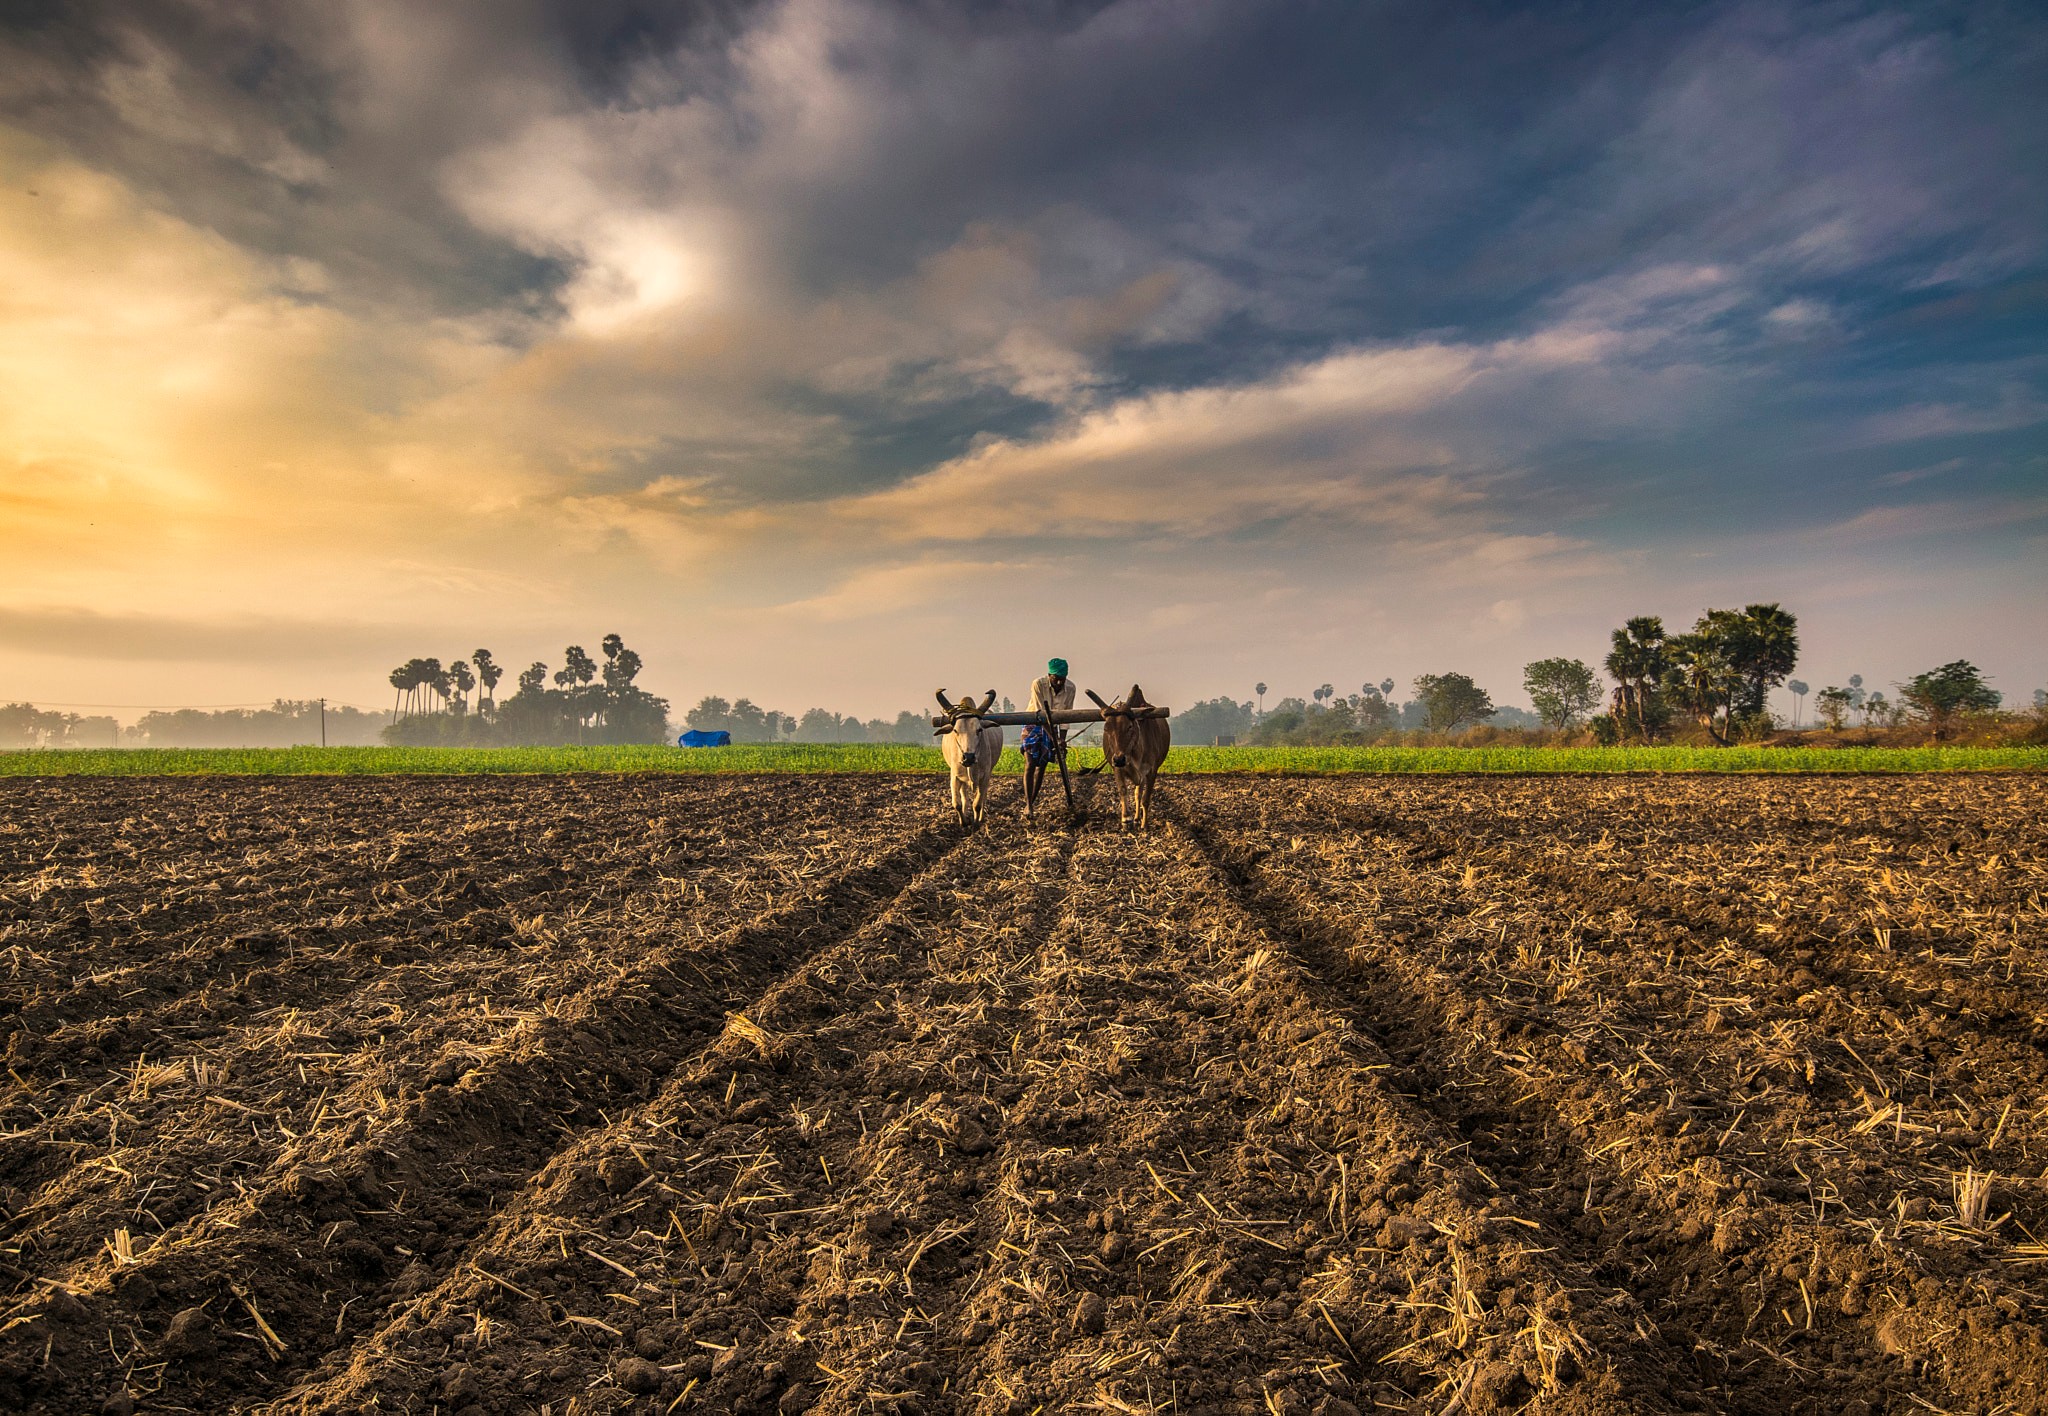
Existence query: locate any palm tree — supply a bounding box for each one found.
[388,663,414,723]
[418,658,446,713]
[1379,678,1394,697]
[392,657,438,719]
[1255,682,1267,718]
[1668,630,1744,745]
[1604,617,1669,742]
[1787,679,1809,728]
[448,660,475,715]
[1314,683,1334,706]
[472,649,502,717]
[597,635,634,730]
[561,645,597,738]
[1735,603,1799,720]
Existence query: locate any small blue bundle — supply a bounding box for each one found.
[678,729,731,747]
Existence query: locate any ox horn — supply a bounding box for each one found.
[935,689,955,712]
[979,690,997,711]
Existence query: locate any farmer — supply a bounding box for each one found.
[1022,658,1076,817]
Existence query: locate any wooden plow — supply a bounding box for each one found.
[931,690,1170,821]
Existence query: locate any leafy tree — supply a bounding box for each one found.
[1899,661,2000,740]
[0,703,114,748]
[796,707,868,742]
[687,696,789,743]
[1177,697,1256,745]
[1786,679,1809,727]
[1522,658,1601,730]
[1815,686,1853,731]
[1604,617,1670,742]
[1413,673,1495,732]
[1858,690,1891,727]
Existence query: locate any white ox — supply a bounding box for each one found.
[935,690,1003,825]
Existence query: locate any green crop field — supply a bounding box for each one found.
[3,743,2043,775]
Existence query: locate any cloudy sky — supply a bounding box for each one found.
[3,0,2043,720]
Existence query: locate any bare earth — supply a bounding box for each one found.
[2,773,2044,1416]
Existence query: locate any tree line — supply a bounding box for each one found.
[1176,677,1545,747]
[384,634,670,746]
[2,700,388,749]
[1596,604,2011,743]
[682,696,999,744]
[1,704,121,749]
[1176,602,2036,748]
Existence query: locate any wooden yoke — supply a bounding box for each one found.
[926,703,1171,729]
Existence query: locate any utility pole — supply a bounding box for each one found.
[320,697,327,748]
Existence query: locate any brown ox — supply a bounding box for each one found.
[1098,684,1170,830]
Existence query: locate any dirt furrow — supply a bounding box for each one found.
[0,780,868,1095]
[0,805,914,1244]
[1242,781,2047,1235]
[256,816,1048,1414]
[0,805,953,1414]
[4,772,2041,1414]
[1322,789,2048,1190]
[1185,793,2047,1416]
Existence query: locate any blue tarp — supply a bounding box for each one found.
[679,730,731,747]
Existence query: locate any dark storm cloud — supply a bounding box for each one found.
[0,0,569,314]
[4,0,2043,541]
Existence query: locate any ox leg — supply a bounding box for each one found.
[1139,775,1155,830]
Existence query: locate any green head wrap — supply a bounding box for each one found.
[1047,658,1068,677]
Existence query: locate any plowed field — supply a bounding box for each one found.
[2,774,2043,1416]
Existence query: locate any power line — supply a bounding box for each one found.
[4,699,385,712]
